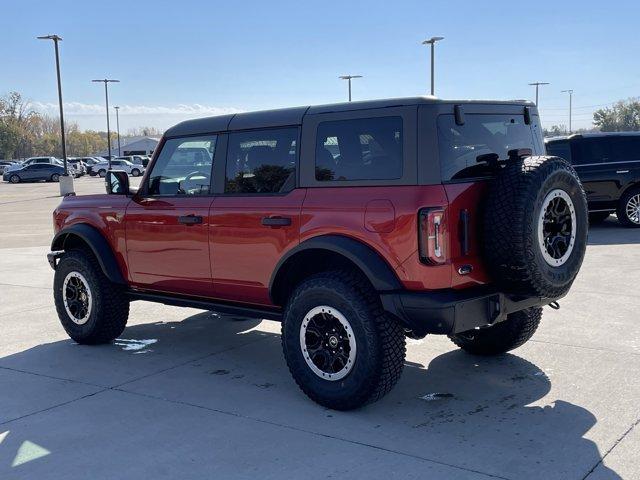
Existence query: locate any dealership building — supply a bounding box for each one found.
[96,136,160,157]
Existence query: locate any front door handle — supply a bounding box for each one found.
[178,215,203,225]
[261,216,292,227]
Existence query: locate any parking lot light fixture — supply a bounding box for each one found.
[114,106,122,156]
[37,34,73,195]
[339,75,363,102]
[528,82,550,106]
[422,36,444,95]
[92,79,120,169]
[561,89,574,134]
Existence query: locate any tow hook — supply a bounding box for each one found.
[548,301,560,310]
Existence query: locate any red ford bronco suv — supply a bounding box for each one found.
[49,97,588,410]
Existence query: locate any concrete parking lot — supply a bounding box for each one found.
[0,177,639,479]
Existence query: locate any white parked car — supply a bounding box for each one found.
[91,158,145,177]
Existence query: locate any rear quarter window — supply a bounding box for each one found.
[546,141,572,163]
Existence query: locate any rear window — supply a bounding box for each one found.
[437,114,544,181]
[315,116,403,181]
[546,140,572,162]
[571,138,610,165]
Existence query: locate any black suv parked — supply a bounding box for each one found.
[546,133,640,227]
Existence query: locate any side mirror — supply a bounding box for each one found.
[105,170,130,195]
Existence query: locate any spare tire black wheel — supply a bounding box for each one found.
[483,156,588,298]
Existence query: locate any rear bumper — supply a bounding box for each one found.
[380,287,561,337]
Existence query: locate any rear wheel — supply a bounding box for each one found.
[54,249,129,344]
[450,307,542,355]
[51,173,60,182]
[9,174,20,184]
[282,270,405,410]
[131,169,140,177]
[617,187,640,228]
[589,211,611,224]
[98,169,106,178]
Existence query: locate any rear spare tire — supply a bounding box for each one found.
[483,156,588,298]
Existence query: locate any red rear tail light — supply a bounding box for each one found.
[418,208,447,265]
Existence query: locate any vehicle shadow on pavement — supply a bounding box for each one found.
[0,311,621,480]
[588,218,640,245]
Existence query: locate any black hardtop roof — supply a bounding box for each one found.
[164,96,535,137]
[546,131,640,143]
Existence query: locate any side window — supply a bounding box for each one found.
[225,127,298,194]
[147,135,216,196]
[315,116,403,181]
[571,138,610,165]
[609,137,640,162]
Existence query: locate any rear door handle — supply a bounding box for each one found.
[261,216,292,227]
[178,215,203,225]
[616,170,629,174]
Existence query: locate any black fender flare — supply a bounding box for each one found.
[50,223,126,284]
[269,234,402,303]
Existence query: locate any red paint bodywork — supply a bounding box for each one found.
[53,181,489,307]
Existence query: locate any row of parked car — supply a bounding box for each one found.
[1,155,149,183]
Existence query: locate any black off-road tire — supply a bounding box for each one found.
[616,187,640,228]
[450,307,542,355]
[54,249,129,344]
[282,270,406,410]
[588,212,610,224]
[483,156,588,298]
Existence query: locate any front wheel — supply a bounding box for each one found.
[617,187,640,228]
[449,307,542,356]
[54,249,129,344]
[98,169,107,178]
[131,169,140,177]
[282,270,405,410]
[51,173,60,182]
[9,174,20,184]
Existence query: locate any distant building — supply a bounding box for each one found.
[96,136,160,157]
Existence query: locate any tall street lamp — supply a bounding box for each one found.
[339,75,362,102]
[422,36,444,96]
[528,82,550,106]
[561,89,574,134]
[37,34,73,195]
[92,79,120,169]
[114,106,122,156]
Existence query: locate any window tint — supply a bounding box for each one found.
[147,135,216,195]
[437,114,543,180]
[225,127,297,194]
[315,116,402,181]
[571,138,610,165]
[546,140,572,162]
[609,137,640,162]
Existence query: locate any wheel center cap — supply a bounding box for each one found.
[328,336,339,348]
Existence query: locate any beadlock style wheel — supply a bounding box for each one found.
[625,193,640,225]
[537,189,576,267]
[62,271,93,325]
[299,306,357,381]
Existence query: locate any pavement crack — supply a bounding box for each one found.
[581,415,640,479]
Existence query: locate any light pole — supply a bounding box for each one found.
[37,34,73,195]
[92,79,120,169]
[561,89,574,134]
[528,82,550,105]
[114,106,122,156]
[422,36,444,95]
[339,75,362,102]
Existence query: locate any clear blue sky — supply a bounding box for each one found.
[3,0,640,132]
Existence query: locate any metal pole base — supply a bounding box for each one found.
[59,174,75,196]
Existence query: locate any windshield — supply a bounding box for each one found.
[437,113,544,181]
